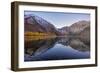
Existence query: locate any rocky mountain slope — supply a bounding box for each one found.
[24,14,60,35]
[59,21,90,35]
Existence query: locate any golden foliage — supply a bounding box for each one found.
[25,32,49,36]
[24,32,56,41]
[25,32,56,36]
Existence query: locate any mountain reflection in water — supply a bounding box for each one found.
[24,36,90,61]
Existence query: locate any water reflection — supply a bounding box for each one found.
[24,36,90,61]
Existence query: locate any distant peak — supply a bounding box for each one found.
[74,20,90,24]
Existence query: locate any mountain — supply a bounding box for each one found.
[24,14,60,35]
[79,26,90,37]
[69,21,90,35]
[78,26,90,44]
[58,26,70,35]
[59,20,90,35]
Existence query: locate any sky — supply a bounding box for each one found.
[24,11,90,28]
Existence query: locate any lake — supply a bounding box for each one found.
[24,36,90,61]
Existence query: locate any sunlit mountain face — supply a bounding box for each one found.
[24,14,60,36]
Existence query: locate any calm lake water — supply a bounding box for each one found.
[24,37,90,61]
